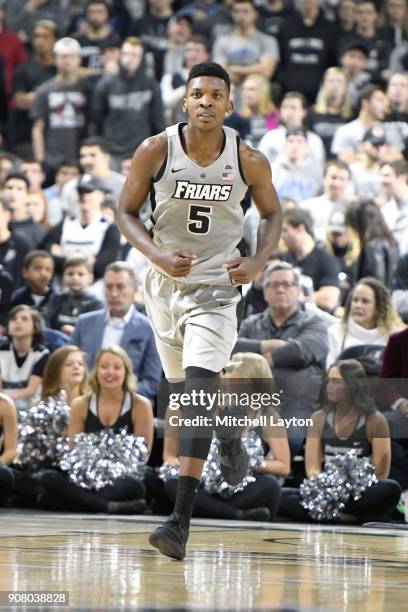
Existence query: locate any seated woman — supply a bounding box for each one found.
[6,346,90,508]
[327,277,404,368]
[240,74,279,148]
[38,346,153,514]
[147,353,290,521]
[0,394,18,505]
[41,345,89,405]
[0,305,49,411]
[309,67,352,157]
[279,359,401,523]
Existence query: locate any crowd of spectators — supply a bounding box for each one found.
[0,0,408,523]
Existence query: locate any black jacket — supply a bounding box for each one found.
[278,10,338,102]
[91,65,165,156]
[46,290,104,331]
[235,308,329,407]
[355,238,399,288]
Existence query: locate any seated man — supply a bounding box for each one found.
[44,174,121,281]
[235,261,329,457]
[271,127,323,203]
[280,207,341,313]
[72,261,162,402]
[301,159,353,243]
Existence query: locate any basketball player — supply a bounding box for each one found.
[117,62,282,560]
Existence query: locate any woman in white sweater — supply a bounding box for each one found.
[327,277,404,368]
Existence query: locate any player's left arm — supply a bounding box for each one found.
[225,143,282,284]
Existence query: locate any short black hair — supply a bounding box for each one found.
[23,249,54,269]
[187,62,230,92]
[358,84,384,110]
[80,136,109,154]
[4,171,30,189]
[283,207,314,238]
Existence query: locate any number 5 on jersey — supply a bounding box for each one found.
[187,204,213,234]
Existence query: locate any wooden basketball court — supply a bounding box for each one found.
[1,510,407,610]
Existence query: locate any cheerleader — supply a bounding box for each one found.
[38,346,153,514]
[279,359,401,522]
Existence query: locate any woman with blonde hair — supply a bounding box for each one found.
[147,353,290,521]
[38,346,154,514]
[309,67,352,156]
[240,74,279,147]
[327,277,404,368]
[41,345,89,404]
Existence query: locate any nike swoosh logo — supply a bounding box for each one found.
[171,168,185,173]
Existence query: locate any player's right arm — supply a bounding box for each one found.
[117,134,195,277]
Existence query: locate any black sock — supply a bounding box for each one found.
[173,476,200,526]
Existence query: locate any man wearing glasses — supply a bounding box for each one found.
[234,261,329,457]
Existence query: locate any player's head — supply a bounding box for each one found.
[184,62,232,127]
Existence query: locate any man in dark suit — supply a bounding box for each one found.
[72,261,162,401]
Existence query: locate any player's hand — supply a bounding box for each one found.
[224,256,262,285]
[155,249,196,277]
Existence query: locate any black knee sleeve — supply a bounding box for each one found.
[178,366,220,460]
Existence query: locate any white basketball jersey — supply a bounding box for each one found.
[150,123,248,285]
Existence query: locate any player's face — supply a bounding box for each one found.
[184,77,232,129]
[96,352,127,390]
